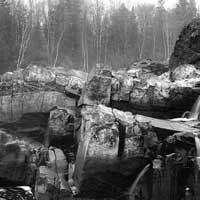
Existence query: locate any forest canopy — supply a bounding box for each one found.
[0,0,198,73]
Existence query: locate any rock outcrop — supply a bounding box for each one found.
[0,59,200,199]
[169,18,200,71]
[1,63,200,121]
[73,104,198,198]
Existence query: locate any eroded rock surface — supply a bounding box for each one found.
[74,105,158,198]
[169,18,200,71]
[1,63,200,120]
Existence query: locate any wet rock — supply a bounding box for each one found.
[169,18,200,71]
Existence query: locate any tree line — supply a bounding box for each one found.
[0,0,198,73]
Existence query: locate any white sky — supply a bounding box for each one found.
[102,0,200,9]
[23,0,200,10]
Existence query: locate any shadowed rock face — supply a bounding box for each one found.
[169,18,200,71]
[0,130,44,186]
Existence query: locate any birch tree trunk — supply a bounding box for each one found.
[139,13,146,60]
[16,7,32,69]
[53,28,65,68]
[165,14,170,60]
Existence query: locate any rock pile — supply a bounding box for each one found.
[0,52,200,199]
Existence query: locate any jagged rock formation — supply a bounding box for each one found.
[73,104,199,198]
[0,60,200,199]
[169,18,200,71]
[1,63,200,122]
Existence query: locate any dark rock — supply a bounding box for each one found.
[0,130,45,186]
[48,107,75,137]
[169,18,200,71]
[79,70,112,106]
[130,59,168,76]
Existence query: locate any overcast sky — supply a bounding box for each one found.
[134,0,200,8]
[102,0,200,9]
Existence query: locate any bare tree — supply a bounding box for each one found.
[16,0,33,69]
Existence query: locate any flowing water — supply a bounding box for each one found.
[189,96,200,119]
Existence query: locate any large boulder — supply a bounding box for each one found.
[171,64,200,81]
[48,107,74,137]
[169,18,200,71]
[74,105,156,198]
[79,69,112,106]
